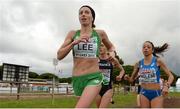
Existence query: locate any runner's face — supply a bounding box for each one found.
[79,7,93,26]
[142,42,153,56]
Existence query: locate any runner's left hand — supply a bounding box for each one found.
[162,86,169,96]
[116,75,122,81]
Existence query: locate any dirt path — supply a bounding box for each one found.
[164,97,180,108]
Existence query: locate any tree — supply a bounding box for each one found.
[59,77,72,84]
[160,69,178,86]
[29,71,39,78]
[39,73,58,80]
[115,55,124,65]
[112,65,133,85]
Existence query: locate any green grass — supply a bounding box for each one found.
[0,92,179,108]
[168,92,180,97]
[0,96,77,108]
[109,92,137,108]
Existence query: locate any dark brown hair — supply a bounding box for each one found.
[80,5,96,28]
[145,41,169,57]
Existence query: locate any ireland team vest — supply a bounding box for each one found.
[73,30,101,58]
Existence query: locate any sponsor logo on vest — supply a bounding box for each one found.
[94,80,100,83]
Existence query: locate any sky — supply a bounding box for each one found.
[0,0,180,78]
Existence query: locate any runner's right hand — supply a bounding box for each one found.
[124,74,130,81]
[72,37,89,45]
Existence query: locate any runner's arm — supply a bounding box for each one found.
[57,30,75,60]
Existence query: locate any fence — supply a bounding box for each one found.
[0,81,74,99]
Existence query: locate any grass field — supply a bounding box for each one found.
[0,92,180,108]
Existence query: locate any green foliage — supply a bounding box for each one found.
[59,77,72,84]
[112,67,130,85]
[115,55,124,65]
[112,68,120,84]
[29,72,39,78]
[123,65,134,75]
[39,73,58,80]
[160,69,178,86]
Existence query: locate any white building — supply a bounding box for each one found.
[176,78,180,88]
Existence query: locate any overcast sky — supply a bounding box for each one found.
[0,0,180,78]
